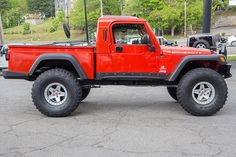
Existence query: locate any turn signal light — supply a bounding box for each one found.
[220,57,226,62]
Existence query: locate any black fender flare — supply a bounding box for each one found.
[29,54,87,79]
[168,55,226,81]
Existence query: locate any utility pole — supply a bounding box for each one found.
[84,0,89,45]
[203,0,212,33]
[100,0,103,16]
[184,0,187,37]
[0,14,4,45]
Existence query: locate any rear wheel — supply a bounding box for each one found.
[177,68,228,116]
[32,68,82,117]
[167,87,177,101]
[193,40,210,49]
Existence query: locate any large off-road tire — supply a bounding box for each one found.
[167,87,178,101]
[177,68,228,116]
[32,68,82,117]
[81,88,91,101]
[193,40,210,49]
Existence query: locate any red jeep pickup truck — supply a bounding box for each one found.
[2,16,232,117]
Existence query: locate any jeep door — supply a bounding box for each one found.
[109,22,158,77]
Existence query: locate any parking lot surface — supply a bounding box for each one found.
[0,62,236,157]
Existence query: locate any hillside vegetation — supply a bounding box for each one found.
[1,0,236,43]
[3,19,85,43]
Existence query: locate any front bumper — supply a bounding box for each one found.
[219,64,232,79]
[2,70,29,79]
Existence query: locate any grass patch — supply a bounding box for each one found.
[164,35,184,40]
[227,55,236,61]
[3,19,86,43]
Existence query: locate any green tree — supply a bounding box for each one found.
[49,10,65,33]
[160,1,182,36]
[8,0,28,11]
[187,0,203,34]
[2,7,25,28]
[71,0,121,31]
[123,0,146,17]
[1,0,28,28]
[103,0,120,15]
[0,0,10,15]
[27,0,55,17]
[70,0,100,41]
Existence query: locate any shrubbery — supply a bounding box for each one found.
[49,11,65,33]
[23,23,31,35]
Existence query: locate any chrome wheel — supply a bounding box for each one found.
[44,83,68,106]
[192,82,215,105]
[196,43,206,49]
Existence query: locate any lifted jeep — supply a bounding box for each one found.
[2,16,232,117]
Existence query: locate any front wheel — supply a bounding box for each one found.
[167,87,177,101]
[177,68,228,116]
[32,68,82,117]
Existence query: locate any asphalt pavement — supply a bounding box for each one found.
[0,62,236,157]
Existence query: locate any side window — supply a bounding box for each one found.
[112,24,151,45]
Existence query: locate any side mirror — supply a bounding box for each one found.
[63,23,71,39]
[148,45,156,52]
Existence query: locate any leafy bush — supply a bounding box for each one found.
[23,23,31,35]
[2,7,25,28]
[221,32,226,36]
[49,10,65,33]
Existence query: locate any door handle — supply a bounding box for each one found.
[116,46,123,53]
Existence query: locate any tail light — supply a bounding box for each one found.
[3,47,10,60]
[5,52,10,60]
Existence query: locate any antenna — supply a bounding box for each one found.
[84,0,89,45]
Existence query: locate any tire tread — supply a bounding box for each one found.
[31,68,81,117]
[177,68,228,116]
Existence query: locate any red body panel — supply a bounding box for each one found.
[8,46,95,79]
[7,16,215,80]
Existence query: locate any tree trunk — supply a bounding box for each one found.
[171,26,176,37]
[180,27,184,36]
[190,24,193,35]
[0,15,4,44]
[161,30,164,36]
[157,29,161,36]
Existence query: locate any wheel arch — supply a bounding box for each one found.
[29,54,87,80]
[168,55,226,82]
